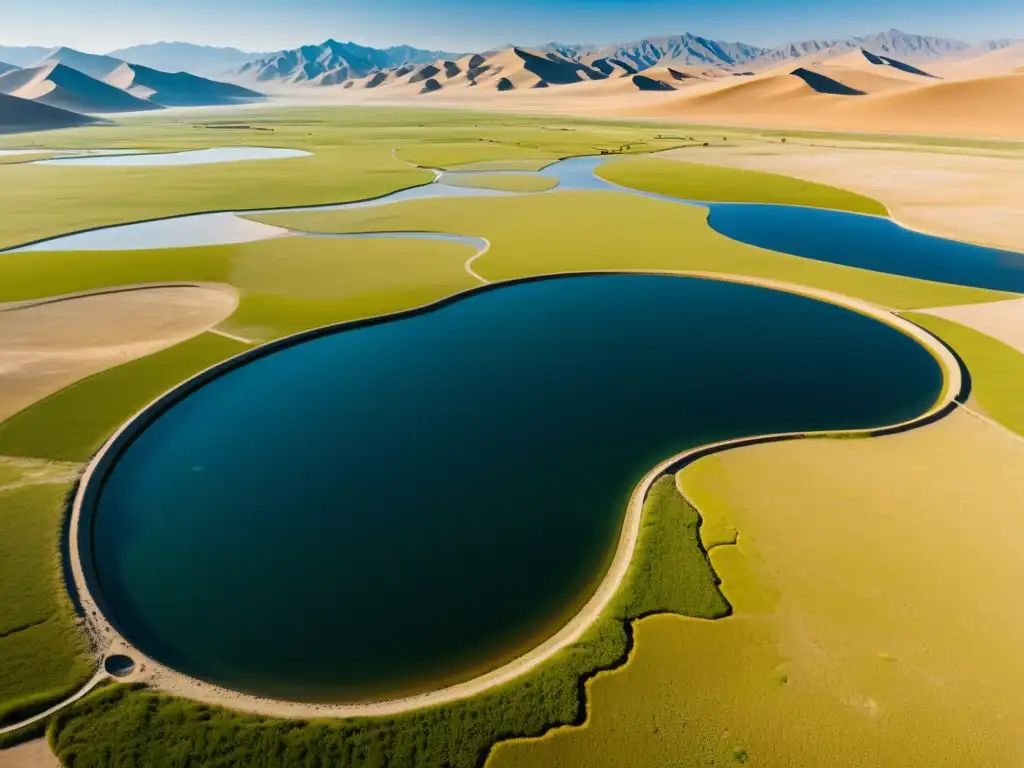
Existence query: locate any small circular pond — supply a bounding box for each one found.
[84,274,944,703]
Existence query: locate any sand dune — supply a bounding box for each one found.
[40,47,123,80]
[580,66,1024,139]
[835,73,1024,134]
[326,41,1023,139]
[658,71,847,112]
[0,62,159,114]
[348,46,613,95]
[631,74,677,91]
[799,64,924,93]
[0,61,16,76]
[929,42,1024,79]
[584,56,637,77]
[790,67,866,95]
[104,62,262,107]
[821,48,939,82]
[0,91,98,133]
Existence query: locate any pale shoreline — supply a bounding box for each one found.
[57,269,961,722]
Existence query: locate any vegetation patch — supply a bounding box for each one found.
[49,478,727,767]
[0,107,697,249]
[597,157,889,215]
[0,481,93,726]
[492,408,1024,768]
[905,312,1024,437]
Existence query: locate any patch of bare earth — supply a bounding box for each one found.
[0,284,238,422]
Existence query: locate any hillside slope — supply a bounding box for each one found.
[0,91,98,133]
[0,62,160,113]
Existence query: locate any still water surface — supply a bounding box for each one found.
[89,274,943,702]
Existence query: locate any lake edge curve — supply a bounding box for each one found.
[67,269,961,720]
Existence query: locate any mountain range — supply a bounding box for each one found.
[223,29,1019,87]
[0,45,265,131]
[234,39,462,85]
[108,42,269,78]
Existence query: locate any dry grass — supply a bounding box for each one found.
[491,409,1024,767]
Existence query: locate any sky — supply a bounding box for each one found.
[2,0,1022,54]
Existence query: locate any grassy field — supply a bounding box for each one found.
[0,467,93,726]
[48,478,728,768]
[0,107,703,249]
[905,313,1024,437]
[491,409,1024,767]
[440,172,559,192]
[255,191,1006,310]
[597,157,890,215]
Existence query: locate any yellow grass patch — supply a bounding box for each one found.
[492,409,1024,767]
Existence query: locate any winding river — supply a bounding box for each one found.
[83,273,944,703]
[10,155,1024,296]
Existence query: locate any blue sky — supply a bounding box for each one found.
[3,0,1022,53]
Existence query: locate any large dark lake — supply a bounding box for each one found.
[88,274,943,703]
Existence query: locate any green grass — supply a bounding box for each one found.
[441,173,559,192]
[0,146,430,251]
[0,482,93,726]
[0,107,703,250]
[597,157,890,215]
[255,192,1006,310]
[49,478,726,768]
[905,313,1024,437]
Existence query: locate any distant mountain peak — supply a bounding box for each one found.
[235,40,463,85]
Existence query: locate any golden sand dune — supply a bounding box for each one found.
[834,73,1024,134]
[930,42,1024,79]
[822,48,939,81]
[796,64,924,93]
[0,62,159,114]
[650,71,849,114]
[607,67,1023,139]
[347,46,612,95]
[332,44,1023,139]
